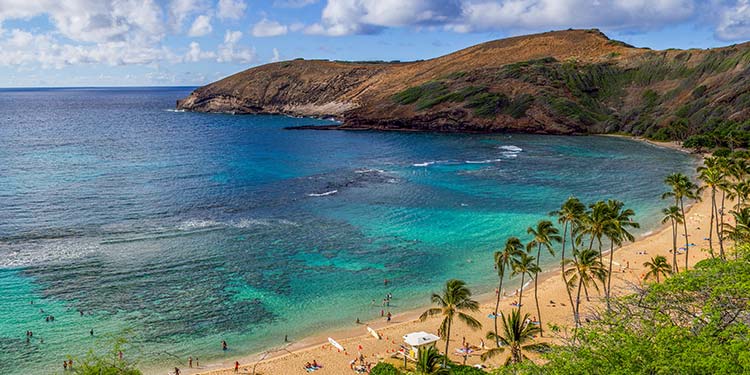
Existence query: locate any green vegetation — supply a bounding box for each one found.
[371,363,403,375]
[69,337,142,375]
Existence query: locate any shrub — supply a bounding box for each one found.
[370,362,402,375]
[450,365,488,374]
[467,92,509,117]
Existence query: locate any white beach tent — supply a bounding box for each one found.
[403,331,440,359]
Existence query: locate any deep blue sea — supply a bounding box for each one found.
[0,87,697,374]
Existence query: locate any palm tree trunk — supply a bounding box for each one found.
[718,190,726,258]
[535,244,543,337]
[671,220,679,273]
[606,240,614,311]
[582,280,590,302]
[680,198,689,270]
[708,187,716,258]
[574,276,584,327]
[517,273,525,312]
[442,318,452,368]
[493,272,504,347]
[560,223,577,326]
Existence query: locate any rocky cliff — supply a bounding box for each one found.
[177,29,750,138]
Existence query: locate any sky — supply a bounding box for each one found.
[1,0,749,87]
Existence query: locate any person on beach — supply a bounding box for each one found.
[356,317,360,324]
[285,334,289,342]
[380,309,384,317]
[222,340,228,351]
[196,357,199,367]
[386,311,392,322]
[188,356,192,368]
[234,361,239,372]
[68,359,73,368]
[174,367,180,375]
[63,361,67,371]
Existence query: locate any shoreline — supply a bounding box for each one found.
[180,162,710,374]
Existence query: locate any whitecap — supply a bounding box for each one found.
[465,159,503,164]
[412,161,435,167]
[307,190,338,197]
[498,145,522,152]
[165,109,186,113]
[177,219,222,231]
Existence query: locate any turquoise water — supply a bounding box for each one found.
[0,87,697,374]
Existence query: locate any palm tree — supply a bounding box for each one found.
[419,279,482,367]
[549,197,586,326]
[563,248,608,327]
[510,253,540,313]
[724,207,750,248]
[416,346,449,374]
[481,309,547,365]
[714,157,733,255]
[662,173,701,270]
[492,237,524,347]
[697,164,725,258]
[661,206,684,273]
[526,220,561,336]
[580,201,610,259]
[643,255,672,283]
[727,180,750,210]
[603,200,639,311]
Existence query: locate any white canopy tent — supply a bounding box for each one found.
[403,332,440,359]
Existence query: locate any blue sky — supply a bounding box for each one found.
[0,0,749,87]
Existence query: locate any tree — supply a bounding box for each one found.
[603,200,639,311]
[563,248,608,327]
[697,163,726,258]
[526,220,561,337]
[71,337,142,375]
[416,346,449,374]
[662,206,684,273]
[419,279,482,368]
[550,197,586,325]
[662,173,701,270]
[724,207,750,248]
[510,253,541,314]
[643,255,672,283]
[481,309,547,365]
[492,237,524,347]
[580,201,610,260]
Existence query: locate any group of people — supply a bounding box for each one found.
[304,359,322,372]
[62,359,73,371]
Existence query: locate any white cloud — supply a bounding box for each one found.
[303,0,704,36]
[217,0,247,19]
[252,18,289,37]
[168,0,204,31]
[306,0,462,36]
[0,28,178,68]
[0,0,165,43]
[271,47,281,62]
[449,0,696,33]
[216,30,255,63]
[714,0,750,40]
[185,41,216,61]
[188,14,213,36]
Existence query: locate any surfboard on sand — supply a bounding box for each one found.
[367,326,381,340]
[328,337,344,351]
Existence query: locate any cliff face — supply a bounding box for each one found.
[177,29,750,137]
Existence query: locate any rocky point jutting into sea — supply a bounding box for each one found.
[177,29,750,137]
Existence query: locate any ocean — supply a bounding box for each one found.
[0,87,697,374]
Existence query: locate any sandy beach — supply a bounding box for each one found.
[180,157,715,375]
